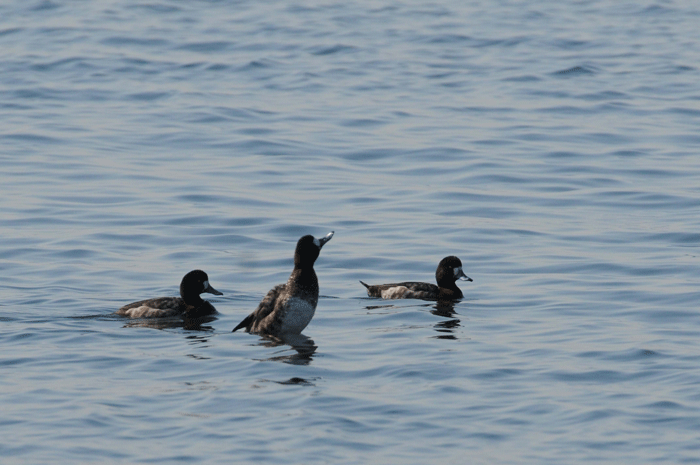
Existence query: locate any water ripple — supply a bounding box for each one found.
[2,1,700,464]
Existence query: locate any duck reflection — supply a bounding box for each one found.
[271,377,316,386]
[253,333,317,366]
[363,300,463,339]
[362,302,408,312]
[121,315,217,332]
[431,301,461,340]
[432,300,457,317]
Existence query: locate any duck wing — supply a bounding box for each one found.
[232,284,286,332]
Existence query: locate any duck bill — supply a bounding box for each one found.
[204,281,223,296]
[456,269,473,282]
[315,231,334,248]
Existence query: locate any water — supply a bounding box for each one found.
[2,0,700,463]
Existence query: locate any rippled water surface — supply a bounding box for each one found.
[2,0,700,463]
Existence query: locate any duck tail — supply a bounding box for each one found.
[232,313,254,333]
[359,280,370,289]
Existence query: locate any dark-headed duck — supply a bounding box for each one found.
[360,256,472,301]
[117,269,222,318]
[233,232,334,336]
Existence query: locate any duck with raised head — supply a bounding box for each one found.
[117,269,223,318]
[360,256,472,301]
[232,232,334,336]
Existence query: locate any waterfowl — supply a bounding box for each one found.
[117,269,222,318]
[232,232,334,336]
[360,256,472,301]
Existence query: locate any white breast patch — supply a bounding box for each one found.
[279,297,316,334]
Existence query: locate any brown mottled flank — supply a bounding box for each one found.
[117,297,192,318]
[116,297,218,319]
[360,281,441,300]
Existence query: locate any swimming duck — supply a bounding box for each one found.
[360,256,472,301]
[117,269,222,318]
[232,232,334,336]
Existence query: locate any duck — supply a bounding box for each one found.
[360,256,472,301]
[232,231,334,336]
[116,269,223,318]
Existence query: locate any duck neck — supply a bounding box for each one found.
[181,289,204,307]
[438,278,460,292]
[287,265,319,299]
[437,280,463,299]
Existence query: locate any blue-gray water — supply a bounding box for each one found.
[2,0,700,463]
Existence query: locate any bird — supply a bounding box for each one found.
[116,269,222,318]
[232,232,334,336]
[360,256,472,301]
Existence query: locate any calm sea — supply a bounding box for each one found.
[2,0,700,463]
